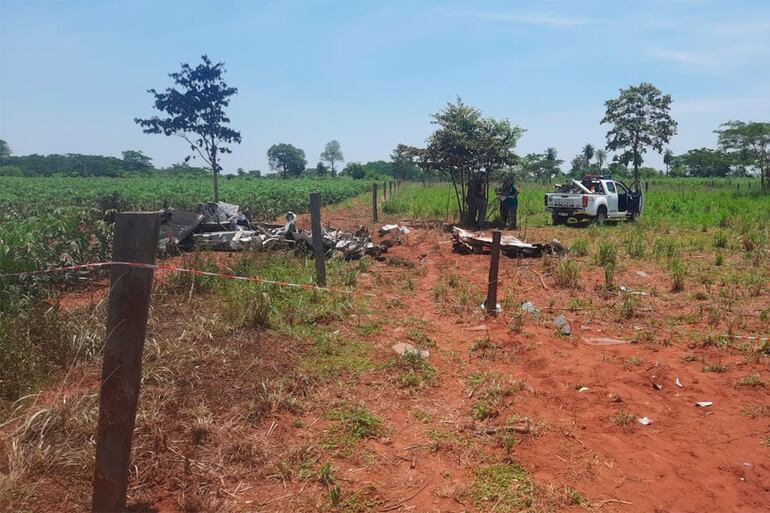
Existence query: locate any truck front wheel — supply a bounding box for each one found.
[595,207,607,226]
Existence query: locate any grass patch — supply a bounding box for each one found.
[737,373,764,387]
[570,238,589,257]
[324,403,383,453]
[471,337,498,359]
[609,410,637,426]
[391,351,437,388]
[553,259,580,289]
[471,463,534,511]
[703,363,728,373]
[467,372,522,421]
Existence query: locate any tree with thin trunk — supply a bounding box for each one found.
[135,55,241,202]
[663,149,674,174]
[595,148,607,170]
[0,139,11,158]
[320,140,343,177]
[601,82,677,189]
[715,121,770,191]
[582,144,595,167]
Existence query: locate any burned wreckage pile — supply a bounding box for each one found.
[158,202,392,260]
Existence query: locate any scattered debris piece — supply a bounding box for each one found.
[158,210,204,251]
[650,375,663,390]
[480,301,502,313]
[554,314,571,335]
[451,227,560,258]
[521,301,540,315]
[578,387,590,393]
[695,401,713,408]
[619,285,649,296]
[477,418,531,435]
[607,392,623,403]
[379,224,400,235]
[193,229,262,251]
[638,417,653,426]
[392,342,430,359]
[585,337,628,346]
[675,378,683,388]
[467,325,489,332]
[634,270,650,278]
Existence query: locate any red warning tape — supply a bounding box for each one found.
[0,261,370,297]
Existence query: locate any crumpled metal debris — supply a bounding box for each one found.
[196,201,250,232]
[379,224,410,235]
[451,227,558,258]
[158,204,390,258]
[554,314,571,335]
[521,301,540,314]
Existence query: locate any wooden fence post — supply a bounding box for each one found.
[486,230,502,317]
[372,183,378,223]
[389,181,393,197]
[309,192,326,287]
[383,181,387,201]
[92,212,160,513]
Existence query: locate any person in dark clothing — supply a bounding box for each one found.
[499,180,519,229]
[466,172,487,228]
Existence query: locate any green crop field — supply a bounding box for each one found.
[0,175,371,218]
[0,175,373,326]
[383,178,770,230]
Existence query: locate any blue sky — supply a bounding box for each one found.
[1,0,769,173]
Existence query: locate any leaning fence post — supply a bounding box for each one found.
[309,192,326,287]
[383,181,387,201]
[485,230,502,317]
[372,183,378,223]
[389,181,394,197]
[92,212,160,513]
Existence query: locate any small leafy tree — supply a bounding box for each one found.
[601,82,677,188]
[320,140,344,177]
[569,154,588,177]
[267,143,307,177]
[121,150,153,170]
[316,161,328,176]
[420,98,523,225]
[135,55,241,201]
[342,162,365,179]
[716,121,770,191]
[519,150,563,181]
[675,148,733,177]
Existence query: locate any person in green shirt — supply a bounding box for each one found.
[499,180,518,229]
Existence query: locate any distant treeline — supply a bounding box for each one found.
[0,152,437,181]
[0,151,213,178]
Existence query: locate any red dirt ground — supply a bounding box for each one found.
[13,200,769,513]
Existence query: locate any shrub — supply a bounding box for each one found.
[595,241,617,266]
[554,259,580,289]
[570,238,589,257]
[671,259,686,292]
[713,231,728,248]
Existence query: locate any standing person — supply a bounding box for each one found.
[499,178,519,229]
[466,172,487,228]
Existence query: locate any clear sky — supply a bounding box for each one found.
[1,0,769,173]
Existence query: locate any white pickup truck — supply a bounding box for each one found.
[545,177,642,225]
